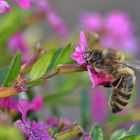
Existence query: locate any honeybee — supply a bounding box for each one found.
[83,47,139,113]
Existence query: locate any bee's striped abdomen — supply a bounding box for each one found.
[110,70,136,113]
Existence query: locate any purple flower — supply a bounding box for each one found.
[8,32,27,54]
[71,31,112,87]
[80,11,102,32]
[80,11,138,54]
[90,88,108,125]
[15,96,54,140]
[0,95,42,114]
[46,10,68,36]
[18,96,42,120]
[0,97,18,110]
[15,120,54,140]
[7,32,30,63]
[0,0,10,14]
[35,0,68,36]
[84,136,92,140]
[105,11,132,38]
[15,0,31,9]
[45,116,59,127]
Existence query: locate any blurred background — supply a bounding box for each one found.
[1,0,140,139]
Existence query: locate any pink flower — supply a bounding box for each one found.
[35,0,68,36]
[15,120,54,140]
[15,0,31,9]
[46,10,68,36]
[85,136,92,140]
[71,31,86,64]
[0,95,42,117]
[71,31,111,87]
[0,97,18,110]
[45,116,59,127]
[15,96,54,140]
[7,32,30,63]
[105,11,132,38]
[80,11,102,32]
[90,88,108,125]
[0,0,10,14]
[18,96,42,120]
[80,11,138,54]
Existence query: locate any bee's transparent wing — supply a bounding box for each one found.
[117,58,140,71]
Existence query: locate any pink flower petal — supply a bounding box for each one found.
[0,97,18,110]
[71,31,87,64]
[15,0,31,9]
[84,136,92,140]
[71,44,85,64]
[87,66,112,88]
[0,0,10,14]
[18,96,43,120]
[80,31,87,51]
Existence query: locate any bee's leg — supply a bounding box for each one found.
[112,75,123,89]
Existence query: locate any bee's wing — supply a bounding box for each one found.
[117,58,140,71]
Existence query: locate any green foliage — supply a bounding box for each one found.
[47,48,63,71]
[0,126,23,140]
[109,124,140,140]
[80,89,90,129]
[0,7,29,45]
[54,44,74,67]
[0,66,9,86]
[119,135,140,140]
[89,123,103,140]
[3,51,21,86]
[127,124,139,136]
[30,50,54,80]
[110,129,127,140]
[27,79,47,87]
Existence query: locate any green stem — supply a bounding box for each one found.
[27,64,86,87]
[54,122,83,140]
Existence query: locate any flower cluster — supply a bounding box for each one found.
[14,96,55,140]
[80,11,138,54]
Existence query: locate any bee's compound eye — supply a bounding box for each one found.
[83,51,91,58]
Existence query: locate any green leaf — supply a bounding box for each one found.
[30,50,54,80]
[119,135,140,140]
[0,126,23,140]
[89,123,103,140]
[80,89,90,129]
[110,129,127,140]
[0,7,29,43]
[47,48,63,71]
[3,51,21,86]
[0,66,9,86]
[54,44,74,67]
[127,124,139,136]
[26,79,47,87]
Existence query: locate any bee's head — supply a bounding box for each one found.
[83,50,103,65]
